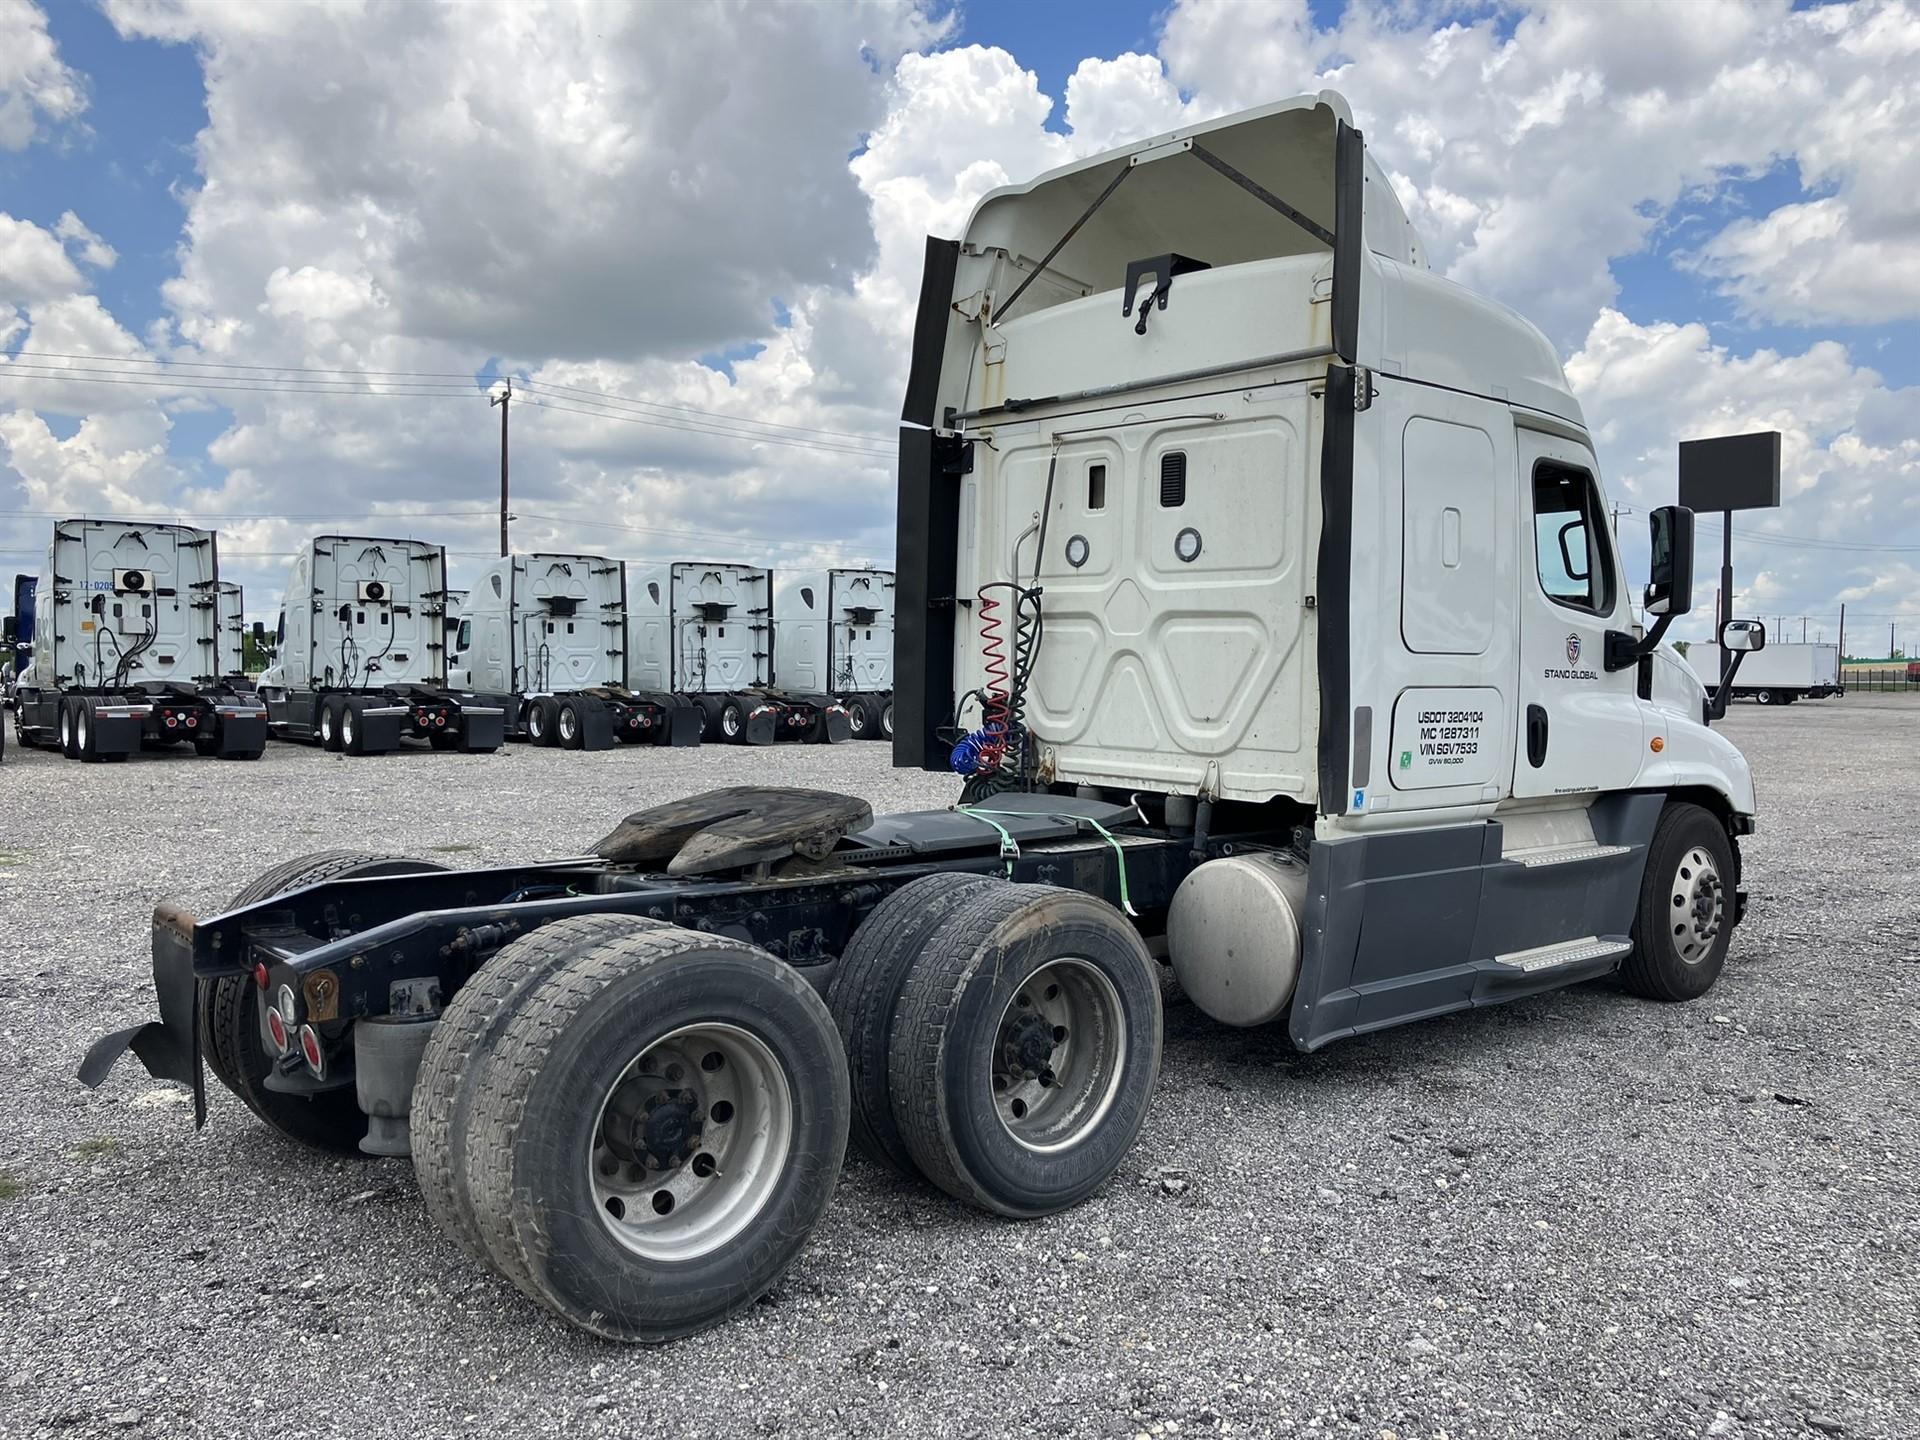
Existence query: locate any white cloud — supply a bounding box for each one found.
[0,212,86,304]
[0,0,85,151]
[1687,197,1920,324]
[54,211,117,270]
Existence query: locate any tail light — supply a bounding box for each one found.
[297,1024,325,1080]
[163,710,178,729]
[436,710,448,726]
[265,1008,288,1055]
[185,714,198,728]
[253,962,269,989]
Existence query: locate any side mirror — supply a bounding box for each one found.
[1722,618,1766,653]
[1644,505,1695,617]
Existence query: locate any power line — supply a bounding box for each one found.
[514,394,893,459]
[514,376,891,447]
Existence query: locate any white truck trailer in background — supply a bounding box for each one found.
[449,552,704,747]
[257,535,506,754]
[772,568,895,740]
[628,561,851,744]
[10,519,267,761]
[1687,642,1841,704]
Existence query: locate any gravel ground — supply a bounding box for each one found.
[2,700,1915,1440]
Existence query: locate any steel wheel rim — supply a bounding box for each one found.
[721,707,741,738]
[527,706,545,739]
[558,708,577,742]
[847,703,866,735]
[1670,845,1725,964]
[991,957,1127,1154]
[589,1021,792,1262]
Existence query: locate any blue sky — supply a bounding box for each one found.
[2,0,1917,644]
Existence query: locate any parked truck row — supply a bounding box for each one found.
[5,520,896,762]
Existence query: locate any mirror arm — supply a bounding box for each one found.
[1603,611,1674,672]
[1704,650,1752,724]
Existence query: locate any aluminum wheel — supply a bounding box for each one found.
[589,1021,792,1262]
[991,957,1127,1154]
[720,703,743,740]
[846,701,867,736]
[319,704,335,745]
[58,704,72,751]
[525,702,547,742]
[341,705,357,748]
[76,704,91,753]
[1670,845,1725,964]
[557,705,579,744]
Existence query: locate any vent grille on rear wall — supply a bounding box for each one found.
[1160,451,1187,508]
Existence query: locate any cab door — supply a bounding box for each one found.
[1511,425,1644,796]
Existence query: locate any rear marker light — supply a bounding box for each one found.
[253,962,269,989]
[164,712,178,729]
[298,1024,325,1080]
[276,984,298,1026]
[266,1009,288,1055]
[185,714,198,728]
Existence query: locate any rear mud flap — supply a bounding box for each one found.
[76,905,206,1127]
[744,709,779,745]
[96,713,143,755]
[821,709,854,744]
[663,704,705,747]
[459,705,506,752]
[352,700,406,752]
[217,711,268,755]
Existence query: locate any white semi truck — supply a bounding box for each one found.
[256,535,506,754]
[450,552,704,747]
[90,92,1768,1345]
[1687,641,1841,705]
[10,519,267,761]
[628,560,851,744]
[772,568,895,740]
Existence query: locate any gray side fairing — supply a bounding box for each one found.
[1290,792,1665,1050]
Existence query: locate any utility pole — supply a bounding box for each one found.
[1838,602,1845,659]
[492,378,512,558]
[1801,616,1807,643]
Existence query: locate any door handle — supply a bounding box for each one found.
[1526,704,1549,768]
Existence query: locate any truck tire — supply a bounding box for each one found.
[880,696,895,740]
[412,914,664,1266]
[340,701,368,755]
[844,696,872,738]
[525,697,556,746]
[1755,689,1774,705]
[827,873,999,1174]
[718,697,747,743]
[76,701,99,762]
[1621,803,1736,1003]
[887,885,1162,1218]
[318,696,345,750]
[198,852,449,1153]
[461,926,849,1342]
[60,698,79,759]
[556,699,585,749]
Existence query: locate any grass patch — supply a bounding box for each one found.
[74,1136,121,1160]
[0,849,31,865]
[0,1172,22,1201]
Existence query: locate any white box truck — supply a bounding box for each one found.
[628,560,851,743]
[10,519,268,761]
[1686,641,1840,704]
[91,91,1770,1345]
[449,552,704,747]
[257,535,506,754]
[772,568,895,740]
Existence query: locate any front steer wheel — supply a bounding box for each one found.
[887,884,1162,1218]
[197,851,448,1153]
[458,926,850,1342]
[1621,803,1737,1002]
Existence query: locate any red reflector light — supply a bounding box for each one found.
[436,711,448,726]
[266,1009,288,1054]
[298,1024,325,1079]
[164,713,178,728]
[185,714,198,728]
[253,962,269,989]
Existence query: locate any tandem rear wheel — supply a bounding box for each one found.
[414,921,850,1342]
[831,878,1163,1217]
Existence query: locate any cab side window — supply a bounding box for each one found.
[456,619,472,652]
[1532,464,1614,615]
